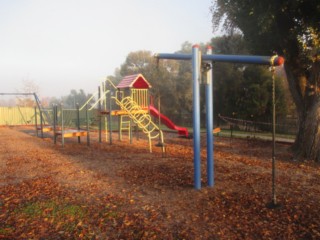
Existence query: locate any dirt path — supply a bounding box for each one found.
[1,126,320,239]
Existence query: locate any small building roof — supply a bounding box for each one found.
[116,74,152,89]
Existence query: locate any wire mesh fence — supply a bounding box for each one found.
[0,106,299,140]
[218,115,298,137]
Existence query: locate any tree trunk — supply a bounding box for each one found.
[293,100,320,161]
[287,59,320,161]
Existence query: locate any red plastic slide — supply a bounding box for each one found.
[149,105,189,137]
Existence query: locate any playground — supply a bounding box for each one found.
[1,125,320,239]
[1,49,319,238]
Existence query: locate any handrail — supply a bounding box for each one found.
[79,78,117,111]
[79,90,98,111]
[88,90,110,110]
[106,78,117,90]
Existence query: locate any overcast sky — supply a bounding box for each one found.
[0,0,214,98]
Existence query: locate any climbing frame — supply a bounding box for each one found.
[53,104,90,147]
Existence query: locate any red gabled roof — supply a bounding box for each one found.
[116,74,152,89]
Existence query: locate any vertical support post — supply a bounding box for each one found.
[35,107,38,137]
[119,116,123,141]
[118,89,122,141]
[147,90,151,133]
[109,89,113,145]
[60,104,65,147]
[128,89,133,143]
[158,94,161,136]
[40,108,44,138]
[103,81,108,142]
[271,67,277,205]
[53,105,57,144]
[86,104,90,146]
[206,46,214,187]
[129,119,133,144]
[267,67,281,209]
[76,103,81,143]
[192,44,201,190]
[118,115,121,141]
[98,86,102,143]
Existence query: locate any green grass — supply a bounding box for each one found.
[3,198,122,237]
[12,199,87,233]
[17,200,86,219]
[0,226,14,235]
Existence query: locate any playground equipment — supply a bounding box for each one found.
[212,127,221,134]
[34,106,54,137]
[53,104,90,147]
[0,92,53,133]
[113,96,165,153]
[102,74,167,153]
[155,45,284,190]
[111,74,152,144]
[149,105,189,137]
[77,78,114,143]
[77,73,189,155]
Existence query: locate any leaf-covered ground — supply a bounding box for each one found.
[0,126,319,239]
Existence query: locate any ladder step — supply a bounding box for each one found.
[114,96,165,153]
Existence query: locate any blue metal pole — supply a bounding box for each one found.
[154,53,284,66]
[203,54,284,65]
[154,50,285,190]
[192,45,201,190]
[154,53,192,60]
[206,46,214,187]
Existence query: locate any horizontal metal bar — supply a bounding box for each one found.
[154,53,284,66]
[154,53,191,60]
[0,92,35,96]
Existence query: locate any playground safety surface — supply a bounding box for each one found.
[1,126,319,239]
